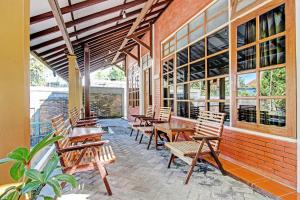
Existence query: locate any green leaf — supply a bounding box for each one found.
[0,157,12,164]
[43,196,54,200]
[43,155,59,181]
[54,174,77,188]
[0,186,17,199]
[25,169,44,183]
[47,179,61,197]
[21,181,41,194]
[28,134,63,161]
[5,190,19,200]
[7,148,29,163]
[10,161,25,181]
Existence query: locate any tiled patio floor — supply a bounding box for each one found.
[60,119,273,200]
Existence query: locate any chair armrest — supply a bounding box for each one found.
[131,114,145,118]
[77,119,97,123]
[148,119,168,124]
[191,135,220,141]
[80,116,98,120]
[58,140,109,153]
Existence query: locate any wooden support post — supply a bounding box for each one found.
[123,49,138,61]
[137,44,141,67]
[68,55,78,111]
[84,45,91,117]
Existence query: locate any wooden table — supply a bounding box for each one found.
[154,122,195,149]
[69,127,105,143]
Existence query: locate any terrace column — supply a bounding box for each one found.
[84,45,91,117]
[75,68,81,110]
[0,0,30,184]
[68,55,78,111]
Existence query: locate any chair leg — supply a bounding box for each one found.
[139,134,144,144]
[147,132,153,150]
[168,154,175,168]
[130,128,133,137]
[135,130,140,141]
[185,161,197,184]
[94,162,112,195]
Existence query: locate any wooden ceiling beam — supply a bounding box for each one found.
[48,0,75,55]
[30,0,109,24]
[112,0,158,63]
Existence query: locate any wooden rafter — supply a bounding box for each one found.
[112,0,157,63]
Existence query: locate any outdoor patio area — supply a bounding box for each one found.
[59,119,271,200]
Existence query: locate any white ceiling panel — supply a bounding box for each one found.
[77,22,116,38]
[30,31,62,46]
[124,3,145,13]
[30,18,57,34]
[30,0,51,17]
[73,0,123,19]
[117,13,138,24]
[36,40,66,53]
[75,11,120,30]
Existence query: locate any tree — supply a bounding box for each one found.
[30,56,45,86]
[94,66,125,81]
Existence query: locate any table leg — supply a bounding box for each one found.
[155,128,158,150]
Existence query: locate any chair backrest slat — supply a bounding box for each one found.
[145,105,155,118]
[159,107,171,121]
[195,111,225,151]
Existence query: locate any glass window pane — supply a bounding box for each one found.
[190,61,205,81]
[208,78,228,100]
[260,99,286,127]
[206,0,228,19]
[260,67,286,96]
[168,73,174,85]
[169,85,174,98]
[177,25,188,39]
[168,59,174,72]
[177,84,189,100]
[190,102,206,119]
[189,27,205,43]
[236,0,257,12]
[190,40,205,62]
[237,46,256,71]
[170,45,175,53]
[208,52,229,77]
[260,36,285,67]
[177,66,188,83]
[163,61,168,73]
[208,102,230,124]
[237,73,257,97]
[177,48,188,67]
[237,99,257,123]
[163,100,168,107]
[163,74,168,87]
[190,81,206,101]
[237,18,256,47]
[207,11,229,33]
[207,27,229,55]
[189,13,204,30]
[177,37,188,50]
[177,101,189,118]
[259,5,285,39]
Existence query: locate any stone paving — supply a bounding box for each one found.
[60,119,274,200]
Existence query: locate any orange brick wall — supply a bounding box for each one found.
[125,0,297,189]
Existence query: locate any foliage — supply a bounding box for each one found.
[95,66,125,81]
[0,134,77,200]
[30,57,46,87]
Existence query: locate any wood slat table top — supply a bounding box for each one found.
[154,122,195,133]
[69,127,105,142]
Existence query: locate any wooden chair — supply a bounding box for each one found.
[165,111,226,184]
[53,121,116,195]
[129,105,155,138]
[137,107,171,149]
[69,107,98,128]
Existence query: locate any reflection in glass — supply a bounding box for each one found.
[168,59,174,72]
[177,84,189,100]
[260,36,285,67]
[237,46,256,71]
[207,12,229,34]
[169,85,174,98]
[206,0,228,33]
[177,66,188,83]
[177,25,188,39]
[163,62,168,73]
[177,101,189,118]
[237,18,256,47]
[190,40,205,62]
[189,13,204,30]
[190,27,205,43]
[190,81,206,101]
[168,73,174,85]
[177,48,188,66]
[208,52,229,77]
[260,5,285,39]
[177,37,188,50]
[208,102,230,124]
[260,68,286,96]
[237,99,257,123]
[190,102,206,119]
[237,73,257,97]
[190,61,205,81]
[207,27,229,55]
[208,78,228,100]
[260,99,286,127]
[163,74,168,87]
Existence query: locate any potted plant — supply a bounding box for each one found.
[0,133,77,200]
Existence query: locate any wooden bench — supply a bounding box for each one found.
[165,111,226,184]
